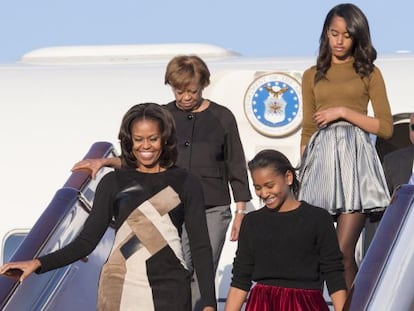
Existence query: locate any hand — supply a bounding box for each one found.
[313,107,344,128]
[0,259,41,282]
[229,213,244,241]
[71,158,105,179]
[230,202,247,241]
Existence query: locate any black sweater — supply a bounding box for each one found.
[231,201,346,295]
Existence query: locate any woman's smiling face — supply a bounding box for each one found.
[131,118,163,173]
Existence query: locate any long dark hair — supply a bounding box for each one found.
[118,103,178,169]
[248,149,300,197]
[315,3,377,82]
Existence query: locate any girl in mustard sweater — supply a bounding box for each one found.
[299,3,393,291]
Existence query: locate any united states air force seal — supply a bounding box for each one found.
[244,72,302,137]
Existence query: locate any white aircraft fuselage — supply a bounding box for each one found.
[0,44,412,309]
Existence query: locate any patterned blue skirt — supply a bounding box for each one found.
[299,121,390,215]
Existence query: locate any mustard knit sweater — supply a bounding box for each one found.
[301,60,393,146]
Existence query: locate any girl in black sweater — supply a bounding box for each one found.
[225,149,346,311]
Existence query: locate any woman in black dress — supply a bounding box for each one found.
[0,103,216,311]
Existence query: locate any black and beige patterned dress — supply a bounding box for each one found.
[37,167,216,310]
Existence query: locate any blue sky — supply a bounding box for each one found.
[0,0,412,63]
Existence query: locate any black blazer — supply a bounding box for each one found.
[383,145,414,196]
[165,101,252,207]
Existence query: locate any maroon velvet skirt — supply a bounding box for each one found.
[245,283,329,311]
